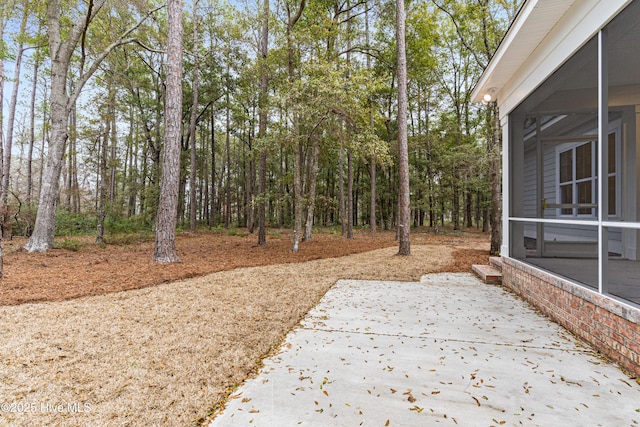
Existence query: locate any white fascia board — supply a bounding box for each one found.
[471,0,548,104]
[497,0,631,118]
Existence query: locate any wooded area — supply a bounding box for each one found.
[0,0,522,266]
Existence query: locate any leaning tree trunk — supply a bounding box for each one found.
[24,61,70,252]
[395,0,410,255]
[25,0,159,252]
[153,0,183,263]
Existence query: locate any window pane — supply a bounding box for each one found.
[560,150,573,183]
[576,142,592,180]
[577,181,592,214]
[560,184,572,215]
[608,176,616,216]
[608,133,616,174]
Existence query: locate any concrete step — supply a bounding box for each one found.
[489,256,503,272]
[471,264,503,285]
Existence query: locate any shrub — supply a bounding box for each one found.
[55,211,97,236]
[104,214,152,235]
[58,238,85,252]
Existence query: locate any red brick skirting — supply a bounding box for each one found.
[502,257,640,377]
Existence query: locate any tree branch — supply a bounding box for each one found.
[59,0,107,64]
[289,0,307,28]
[79,0,94,75]
[432,0,487,69]
[68,4,166,109]
[134,39,165,54]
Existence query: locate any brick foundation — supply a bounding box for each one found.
[502,257,640,377]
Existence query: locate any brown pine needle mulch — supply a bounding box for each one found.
[0,228,489,426]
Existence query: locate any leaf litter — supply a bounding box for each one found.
[0,229,489,426]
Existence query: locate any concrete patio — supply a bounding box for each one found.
[209,273,640,426]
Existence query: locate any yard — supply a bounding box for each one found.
[0,228,489,426]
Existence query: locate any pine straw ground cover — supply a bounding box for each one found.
[0,229,489,426]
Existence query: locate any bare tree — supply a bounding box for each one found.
[153,0,183,263]
[396,0,410,255]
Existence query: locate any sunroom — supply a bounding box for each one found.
[472,0,640,375]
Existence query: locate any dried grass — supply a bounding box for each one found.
[0,234,488,426]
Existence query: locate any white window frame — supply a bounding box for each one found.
[555,124,621,219]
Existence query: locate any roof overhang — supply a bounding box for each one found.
[471,0,631,115]
[471,0,578,105]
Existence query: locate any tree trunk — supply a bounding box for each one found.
[37,85,48,204]
[287,0,306,252]
[347,149,354,240]
[96,123,109,244]
[257,0,269,246]
[465,188,473,228]
[66,78,74,211]
[489,102,502,255]
[2,6,29,239]
[188,2,200,232]
[24,61,70,251]
[72,104,81,213]
[338,145,346,235]
[25,0,158,252]
[453,183,460,230]
[210,109,217,227]
[126,107,137,216]
[153,0,183,263]
[0,25,5,205]
[26,51,40,231]
[482,194,489,233]
[0,16,5,276]
[366,1,376,233]
[106,104,116,205]
[245,132,255,233]
[225,92,231,229]
[292,144,303,252]
[395,0,410,255]
[303,140,320,241]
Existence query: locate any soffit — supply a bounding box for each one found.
[471,0,578,103]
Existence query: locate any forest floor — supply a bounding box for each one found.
[0,227,490,426]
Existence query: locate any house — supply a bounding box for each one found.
[472,0,640,376]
